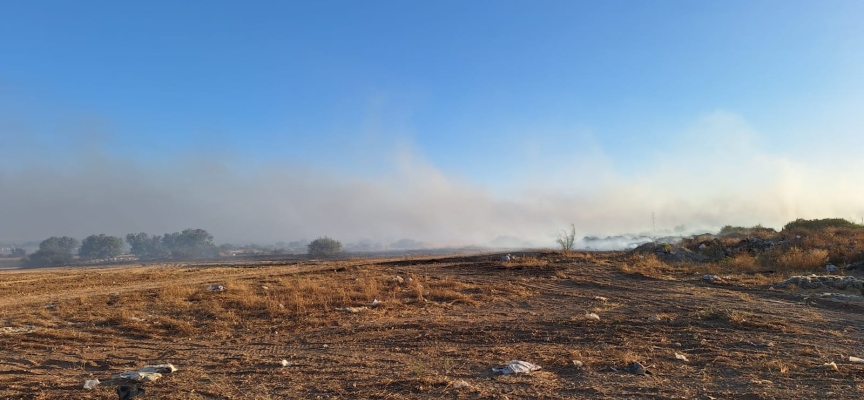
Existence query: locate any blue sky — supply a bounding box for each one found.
[1,1,863,245]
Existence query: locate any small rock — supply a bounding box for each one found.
[585,313,600,321]
[648,315,661,322]
[624,361,649,375]
[593,296,608,302]
[826,264,838,273]
[572,360,584,368]
[452,380,471,389]
[674,353,689,362]
[818,361,839,372]
[371,299,381,307]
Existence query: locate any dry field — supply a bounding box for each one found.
[1,252,863,399]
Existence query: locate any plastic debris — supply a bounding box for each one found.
[337,306,368,313]
[452,380,471,389]
[501,254,511,262]
[138,364,177,374]
[826,264,838,273]
[371,299,381,307]
[675,353,689,362]
[849,356,864,363]
[572,360,584,368]
[593,296,608,302]
[585,313,600,321]
[83,379,100,389]
[281,359,292,367]
[207,285,226,291]
[702,275,725,284]
[492,360,541,374]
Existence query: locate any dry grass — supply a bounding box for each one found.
[1,251,863,399]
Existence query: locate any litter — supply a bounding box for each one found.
[371,299,381,307]
[207,285,226,291]
[585,313,600,321]
[337,307,368,313]
[83,379,100,389]
[99,363,178,387]
[593,296,608,302]
[572,360,584,368]
[501,254,511,262]
[492,360,541,374]
[281,359,292,367]
[675,353,689,362]
[849,356,864,363]
[137,364,177,374]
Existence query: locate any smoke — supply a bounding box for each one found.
[2,110,863,247]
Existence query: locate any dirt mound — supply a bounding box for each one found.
[631,242,710,263]
[774,275,864,291]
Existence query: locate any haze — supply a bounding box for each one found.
[2,1,863,247]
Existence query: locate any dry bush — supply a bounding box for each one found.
[722,253,760,273]
[619,253,674,278]
[776,247,828,271]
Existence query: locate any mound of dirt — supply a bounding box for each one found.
[631,243,710,263]
[774,275,864,291]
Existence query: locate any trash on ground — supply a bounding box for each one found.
[281,359,292,367]
[83,379,100,389]
[585,313,600,321]
[0,326,37,335]
[99,363,178,387]
[337,306,368,313]
[207,285,226,291]
[593,296,608,302]
[572,360,584,368]
[501,254,511,262]
[675,353,689,362]
[371,299,381,307]
[492,360,541,374]
[849,356,864,363]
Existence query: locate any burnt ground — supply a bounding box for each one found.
[0,252,862,399]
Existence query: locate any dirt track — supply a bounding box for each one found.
[1,252,862,399]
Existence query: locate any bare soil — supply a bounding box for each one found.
[1,252,862,399]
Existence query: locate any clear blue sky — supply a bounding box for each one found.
[2,1,863,244]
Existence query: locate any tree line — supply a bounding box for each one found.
[24,229,216,268]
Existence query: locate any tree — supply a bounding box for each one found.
[10,247,26,257]
[162,228,216,259]
[79,234,124,260]
[25,236,79,268]
[555,224,576,252]
[39,236,79,254]
[307,236,342,258]
[126,232,167,259]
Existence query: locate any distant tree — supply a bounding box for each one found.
[10,247,26,257]
[307,236,342,258]
[79,234,124,260]
[39,236,79,254]
[126,233,167,259]
[25,236,79,268]
[162,228,216,259]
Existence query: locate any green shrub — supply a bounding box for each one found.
[782,218,863,232]
[307,236,342,258]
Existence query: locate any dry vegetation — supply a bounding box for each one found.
[1,238,863,399]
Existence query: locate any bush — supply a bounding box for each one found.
[719,224,776,236]
[10,247,26,257]
[307,236,342,258]
[782,218,863,232]
[555,224,576,252]
[25,249,73,268]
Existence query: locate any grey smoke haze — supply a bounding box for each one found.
[2,111,863,246]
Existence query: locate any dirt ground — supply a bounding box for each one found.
[1,252,862,399]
